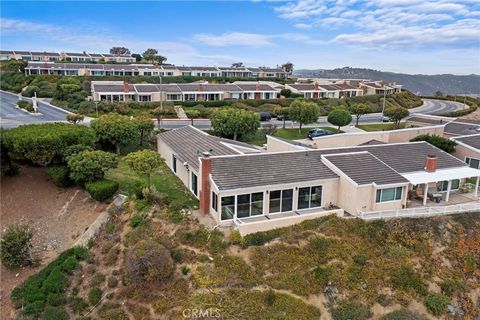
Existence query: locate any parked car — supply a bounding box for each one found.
[276,114,289,121]
[382,116,392,122]
[308,128,333,140]
[259,112,271,121]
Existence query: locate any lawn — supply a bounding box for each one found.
[106,158,198,208]
[357,122,407,132]
[243,127,339,146]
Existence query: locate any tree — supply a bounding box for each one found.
[2,123,96,166]
[131,53,142,62]
[124,150,163,190]
[410,134,457,153]
[142,48,166,64]
[281,62,294,73]
[211,108,260,140]
[67,150,118,184]
[289,100,320,132]
[384,106,409,128]
[151,107,170,130]
[134,115,154,146]
[125,240,174,286]
[109,47,130,55]
[280,88,292,98]
[435,90,444,98]
[274,106,289,129]
[348,103,371,126]
[231,62,244,68]
[0,224,33,269]
[327,109,352,132]
[91,114,138,154]
[66,114,84,124]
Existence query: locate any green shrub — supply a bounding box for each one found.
[309,236,329,252]
[172,250,183,263]
[68,296,88,314]
[330,300,372,320]
[464,254,477,272]
[46,166,73,187]
[135,199,148,211]
[43,305,68,320]
[389,245,411,259]
[410,134,457,153]
[440,278,465,296]
[391,265,427,296]
[23,300,45,317]
[242,232,272,247]
[47,292,66,306]
[0,224,33,268]
[424,293,449,316]
[383,308,424,320]
[17,100,34,112]
[88,287,102,306]
[61,256,79,274]
[182,265,190,275]
[42,268,68,293]
[85,179,119,201]
[312,266,329,285]
[265,289,276,306]
[353,255,367,266]
[228,230,244,246]
[130,214,144,228]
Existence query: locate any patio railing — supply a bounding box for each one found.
[360,203,480,220]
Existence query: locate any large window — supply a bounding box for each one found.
[298,186,323,210]
[466,157,480,169]
[191,173,198,196]
[236,192,264,218]
[437,180,460,192]
[269,189,293,213]
[221,196,235,220]
[376,187,402,203]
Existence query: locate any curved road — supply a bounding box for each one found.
[0,91,467,129]
[0,90,71,129]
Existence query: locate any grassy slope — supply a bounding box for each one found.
[244,127,339,146]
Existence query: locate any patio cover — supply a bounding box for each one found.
[402,167,480,185]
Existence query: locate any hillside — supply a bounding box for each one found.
[294,67,480,96]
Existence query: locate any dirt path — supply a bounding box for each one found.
[0,166,107,319]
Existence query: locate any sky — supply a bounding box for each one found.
[1,0,479,75]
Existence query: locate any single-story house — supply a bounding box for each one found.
[158,126,480,234]
[452,134,480,170]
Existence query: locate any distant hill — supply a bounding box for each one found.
[293,67,480,96]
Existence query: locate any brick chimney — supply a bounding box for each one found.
[256,83,261,91]
[199,152,212,215]
[425,154,437,173]
[198,83,204,92]
[123,82,129,93]
[342,81,348,90]
[314,81,319,91]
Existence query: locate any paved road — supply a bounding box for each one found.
[0,90,71,128]
[0,92,466,130]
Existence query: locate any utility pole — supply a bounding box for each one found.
[94,100,100,117]
[381,84,387,118]
[159,74,163,129]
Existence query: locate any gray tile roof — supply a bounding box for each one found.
[324,152,409,185]
[211,151,339,190]
[91,84,135,93]
[158,126,246,171]
[454,135,480,150]
[407,116,449,125]
[444,122,480,136]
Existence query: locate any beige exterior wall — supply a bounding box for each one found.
[266,136,308,152]
[308,126,445,149]
[453,144,480,164]
[157,137,196,191]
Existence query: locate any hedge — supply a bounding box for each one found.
[11,247,89,318]
[45,166,73,187]
[16,100,34,112]
[85,179,119,202]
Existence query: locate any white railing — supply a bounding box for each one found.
[360,203,480,220]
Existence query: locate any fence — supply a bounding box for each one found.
[360,203,480,220]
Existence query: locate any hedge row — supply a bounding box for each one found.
[16,100,34,112]
[85,179,119,201]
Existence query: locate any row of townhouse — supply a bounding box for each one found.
[24,61,289,79]
[91,81,279,102]
[157,126,479,235]
[286,80,401,99]
[1,51,135,63]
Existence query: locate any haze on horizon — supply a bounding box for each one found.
[1,0,479,75]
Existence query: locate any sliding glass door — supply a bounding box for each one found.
[269,189,293,214]
[297,186,323,210]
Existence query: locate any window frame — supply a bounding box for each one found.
[191,172,198,196]
[172,154,177,173]
[269,189,294,214]
[297,185,323,210]
[376,186,403,203]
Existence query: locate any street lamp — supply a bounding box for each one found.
[381,84,387,118]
